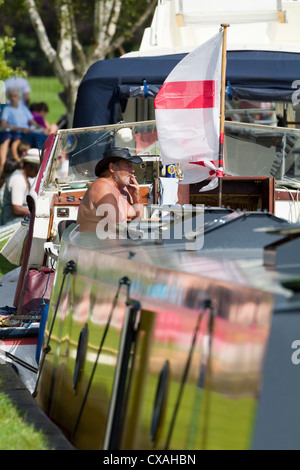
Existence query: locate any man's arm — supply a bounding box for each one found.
[126,175,144,219]
[1,118,29,133]
[12,204,30,217]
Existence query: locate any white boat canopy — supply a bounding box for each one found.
[124,0,300,56]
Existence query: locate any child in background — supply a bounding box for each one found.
[16,141,31,164]
[30,102,58,134]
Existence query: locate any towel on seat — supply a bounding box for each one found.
[150,177,179,218]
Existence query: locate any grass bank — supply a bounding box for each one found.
[0,382,50,450]
[0,238,18,277]
[28,76,65,126]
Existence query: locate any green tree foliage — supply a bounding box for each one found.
[0,0,157,123]
[0,0,23,85]
[0,36,16,80]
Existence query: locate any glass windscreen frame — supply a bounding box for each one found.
[44,119,300,189]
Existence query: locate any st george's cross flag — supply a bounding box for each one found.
[154,31,223,189]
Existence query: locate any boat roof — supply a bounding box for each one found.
[64,209,300,304]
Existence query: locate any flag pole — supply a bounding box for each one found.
[218,24,229,207]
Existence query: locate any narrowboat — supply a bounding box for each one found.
[0,119,298,450]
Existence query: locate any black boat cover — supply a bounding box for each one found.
[73,50,300,128]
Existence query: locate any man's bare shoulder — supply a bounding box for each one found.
[89,177,119,207]
[89,178,113,194]
[92,177,114,188]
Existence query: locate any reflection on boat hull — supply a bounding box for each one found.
[35,224,275,450]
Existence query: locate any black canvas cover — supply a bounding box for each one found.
[73,50,300,128]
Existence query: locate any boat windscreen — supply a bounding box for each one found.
[46,121,160,187]
[224,122,300,186]
[45,120,300,189]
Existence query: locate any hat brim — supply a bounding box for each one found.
[23,157,40,165]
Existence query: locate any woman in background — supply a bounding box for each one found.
[0,149,40,226]
[0,158,21,209]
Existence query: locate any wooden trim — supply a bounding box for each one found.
[278,11,285,23]
[54,187,151,206]
[176,14,184,27]
[177,183,190,204]
[47,212,54,240]
[189,176,275,213]
[190,176,273,195]
[139,186,151,205]
[275,190,300,201]
[152,178,160,205]
[262,177,275,214]
[54,190,86,206]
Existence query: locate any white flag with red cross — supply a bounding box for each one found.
[154,31,224,189]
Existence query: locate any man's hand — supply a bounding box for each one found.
[127,175,140,204]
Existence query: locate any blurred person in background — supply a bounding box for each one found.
[30,102,58,134]
[5,76,31,107]
[55,152,69,179]
[0,88,45,173]
[16,141,31,163]
[0,148,40,226]
[0,158,21,209]
[0,142,31,207]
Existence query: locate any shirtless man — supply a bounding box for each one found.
[77,147,143,237]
